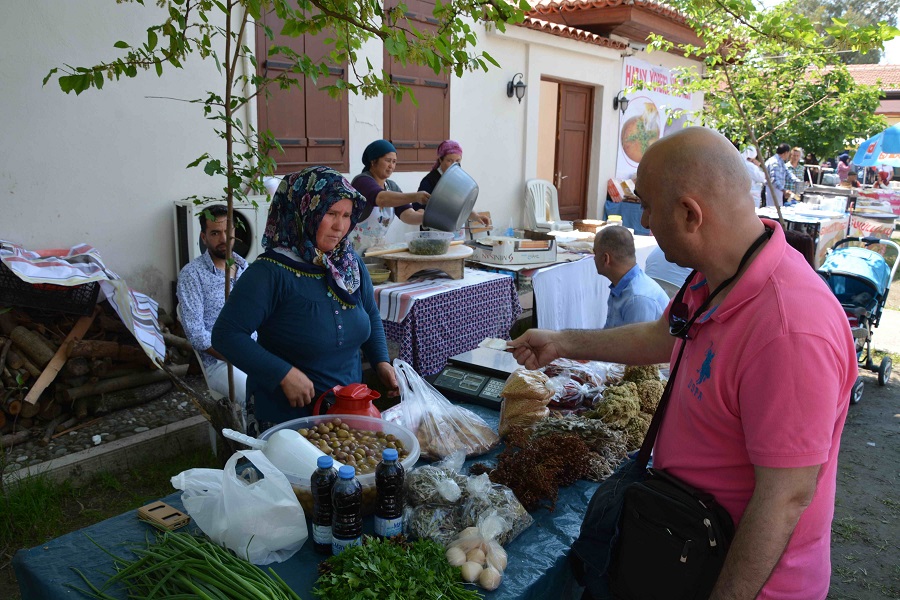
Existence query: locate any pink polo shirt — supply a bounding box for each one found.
[654,220,857,600]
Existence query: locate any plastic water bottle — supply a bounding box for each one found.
[310,455,338,555]
[374,448,405,539]
[331,465,362,555]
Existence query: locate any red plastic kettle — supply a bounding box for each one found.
[313,383,382,418]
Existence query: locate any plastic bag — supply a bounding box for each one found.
[404,504,462,546]
[498,369,554,437]
[384,359,499,460]
[171,450,308,564]
[458,474,532,546]
[405,450,468,506]
[446,515,510,590]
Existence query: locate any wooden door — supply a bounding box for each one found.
[555,83,593,221]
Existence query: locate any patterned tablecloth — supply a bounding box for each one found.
[375,268,521,376]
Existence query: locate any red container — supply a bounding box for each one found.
[313,383,382,419]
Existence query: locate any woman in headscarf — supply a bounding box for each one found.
[213,166,398,434]
[837,153,851,182]
[417,140,490,229]
[349,140,430,254]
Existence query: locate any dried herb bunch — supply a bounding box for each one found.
[470,427,593,511]
[530,415,628,481]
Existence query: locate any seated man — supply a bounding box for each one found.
[644,246,693,298]
[594,226,669,329]
[176,204,250,416]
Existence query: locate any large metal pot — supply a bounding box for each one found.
[423,163,479,232]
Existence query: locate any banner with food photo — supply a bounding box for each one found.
[615,57,694,180]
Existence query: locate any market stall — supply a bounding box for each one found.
[756,206,850,268]
[13,405,595,600]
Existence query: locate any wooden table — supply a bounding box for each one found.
[378,244,474,282]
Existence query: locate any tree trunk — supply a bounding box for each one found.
[65,364,188,402]
[80,380,173,415]
[10,326,56,368]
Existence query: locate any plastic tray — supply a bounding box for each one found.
[0,262,99,316]
[259,414,419,515]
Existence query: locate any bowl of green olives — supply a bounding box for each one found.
[259,415,420,515]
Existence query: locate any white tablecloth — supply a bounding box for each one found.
[531,235,658,330]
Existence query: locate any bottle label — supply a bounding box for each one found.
[313,523,332,545]
[332,536,362,555]
[374,516,404,538]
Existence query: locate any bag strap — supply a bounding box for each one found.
[635,339,686,469]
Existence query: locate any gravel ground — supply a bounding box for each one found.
[1,375,207,473]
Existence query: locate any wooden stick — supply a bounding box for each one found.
[51,416,102,439]
[65,363,189,402]
[0,337,11,375]
[41,414,69,445]
[55,416,79,433]
[0,429,30,449]
[23,308,99,405]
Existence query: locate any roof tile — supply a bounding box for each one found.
[516,16,629,49]
[845,64,900,91]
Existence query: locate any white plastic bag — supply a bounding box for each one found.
[171,449,308,564]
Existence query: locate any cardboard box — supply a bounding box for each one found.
[471,237,557,265]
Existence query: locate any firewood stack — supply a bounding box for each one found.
[0,302,194,451]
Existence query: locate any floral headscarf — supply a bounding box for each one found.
[262,166,366,304]
[432,140,463,171]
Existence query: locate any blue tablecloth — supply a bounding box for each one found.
[14,406,597,599]
[603,199,650,235]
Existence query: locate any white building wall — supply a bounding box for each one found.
[2,1,702,311]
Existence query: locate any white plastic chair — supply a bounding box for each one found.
[650,277,681,299]
[524,179,574,232]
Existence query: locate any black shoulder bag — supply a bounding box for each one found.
[573,228,772,600]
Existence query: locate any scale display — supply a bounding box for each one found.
[429,347,519,409]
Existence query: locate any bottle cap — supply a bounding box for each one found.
[382,448,398,461]
[317,455,334,469]
[338,465,356,479]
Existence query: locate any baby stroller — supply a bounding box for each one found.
[817,236,900,403]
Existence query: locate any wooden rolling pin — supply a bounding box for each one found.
[364,239,465,258]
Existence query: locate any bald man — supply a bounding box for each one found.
[510,127,857,600]
[593,226,668,328]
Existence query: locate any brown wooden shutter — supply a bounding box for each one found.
[383,0,451,172]
[256,12,349,173]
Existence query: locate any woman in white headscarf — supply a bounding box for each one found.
[742,146,766,208]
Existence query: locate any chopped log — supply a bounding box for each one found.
[63,357,91,377]
[81,380,173,415]
[162,332,193,353]
[10,326,56,368]
[38,396,62,421]
[40,413,70,445]
[2,392,22,416]
[15,417,33,431]
[65,363,188,402]
[69,340,146,363]
[55,416,79,433]
[0,336,12,374]
[90,357,111,378]
[73,397,89,419]
[60,375,90,388]
[97,367,145,380]
[98,314,129,333]
[0,311,16,336]
[51,416,101,439]
[0,410,5,429]
[19,399,40,419]
[0,429,30,449]
[8,350,40,378]
[24,308,98,405]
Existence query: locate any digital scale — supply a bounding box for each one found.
[429,346,520,409]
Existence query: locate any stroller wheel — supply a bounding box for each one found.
[850,377,864,404]
[878,356,892,386]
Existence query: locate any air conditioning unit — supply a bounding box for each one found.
[173,197,270,276]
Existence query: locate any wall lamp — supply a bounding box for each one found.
[507,73,527,104]
[613,90,629,114]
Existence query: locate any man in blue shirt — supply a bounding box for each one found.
[763,143,802,207]
[176,205,250,416]
[594,226,669,329]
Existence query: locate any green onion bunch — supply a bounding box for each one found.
[70,529,301,600]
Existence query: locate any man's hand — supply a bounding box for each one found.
[508,329,564,370]
[375,362,399,397]
[280,367,315,408]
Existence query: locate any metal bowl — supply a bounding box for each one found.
[423,163,479,232]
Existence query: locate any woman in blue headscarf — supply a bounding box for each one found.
[213,166,397,434]
[349,140,431,254]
